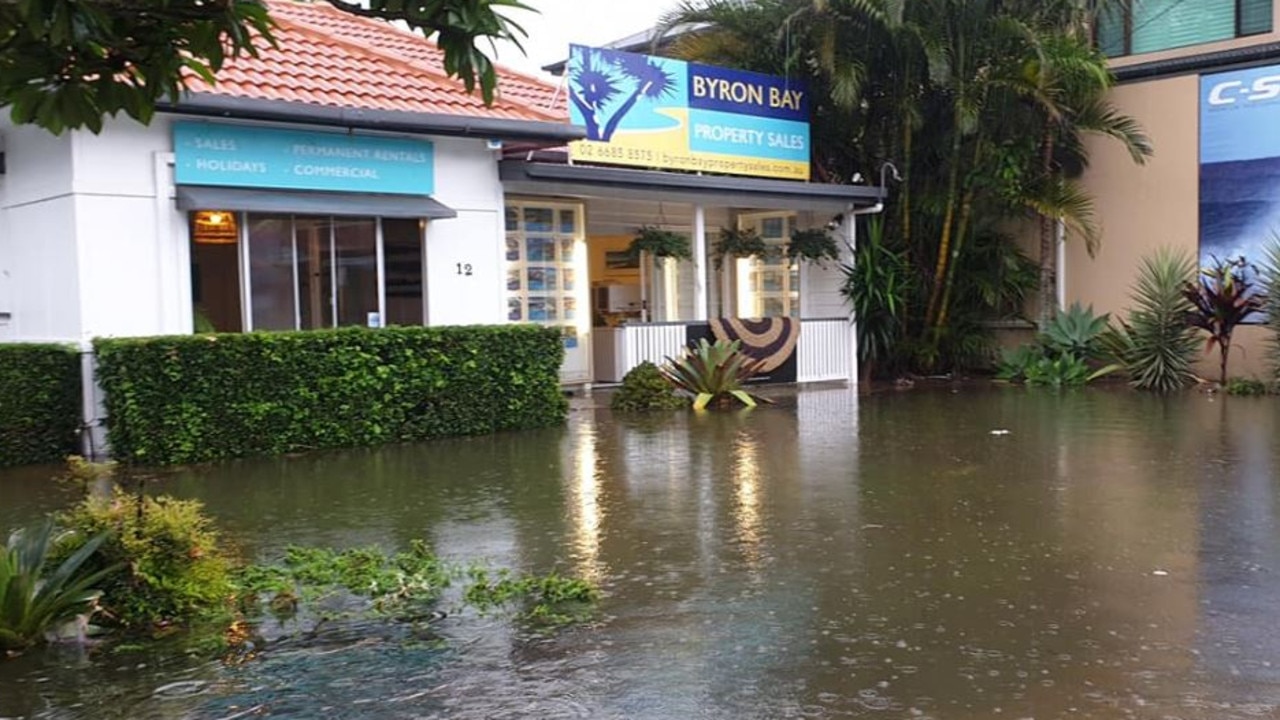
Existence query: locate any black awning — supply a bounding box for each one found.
[175,185,457,219]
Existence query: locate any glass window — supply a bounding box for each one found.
[295,217,332,330]
[334,218,378,327]
[383,219,424,327]
[248,215,297,331]
[1099,0,1271,57]
[219,214,429,333]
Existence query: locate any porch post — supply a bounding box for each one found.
[693,205,708,321]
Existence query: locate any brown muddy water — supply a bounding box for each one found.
[1,386,1279,719]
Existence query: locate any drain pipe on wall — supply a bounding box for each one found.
[839,162,898,385]
[1056,219,1067,311]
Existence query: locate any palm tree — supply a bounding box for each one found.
[1007,3,1152,329]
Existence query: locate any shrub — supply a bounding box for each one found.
[55,489,235,629]
[1,518,116,653]
[1224,377,1271,396]
[1101,248,1200,393]
[0,344,81,468]
[611,361,685,412]
[93,325,567,465]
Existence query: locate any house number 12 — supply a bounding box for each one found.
[456,263,473,276]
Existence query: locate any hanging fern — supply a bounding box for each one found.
[786,228,840,266]
[629,226,692,264]
[712,227,772,268]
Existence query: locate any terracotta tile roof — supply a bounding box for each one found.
[183,0,567,123]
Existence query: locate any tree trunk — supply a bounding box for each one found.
[924,127,963,329]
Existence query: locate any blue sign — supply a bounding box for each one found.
[567,45,810,181]
[173,122,435,195]
[1199,63,1280,323]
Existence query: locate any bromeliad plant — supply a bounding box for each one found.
[660,338,766,410]
[1040,302,1110,360]
[1,519,116,653]
[1182,255,1267,386]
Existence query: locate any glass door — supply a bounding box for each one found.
[505,201,590,384]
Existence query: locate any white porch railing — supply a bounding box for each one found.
[606,318,854,385]
[620,322,688,371]
[796,317,854,383]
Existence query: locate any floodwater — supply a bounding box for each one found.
[2,386,1280,719]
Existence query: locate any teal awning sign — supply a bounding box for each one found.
[173,122,435,195]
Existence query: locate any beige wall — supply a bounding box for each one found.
[1071,74,1272,379]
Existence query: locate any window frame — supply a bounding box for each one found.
[1095,0,1272,58]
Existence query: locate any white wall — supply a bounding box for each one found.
[797,209,851,320]
[422,136,506,326]
[71,117,179,340]
[0,121,80,342]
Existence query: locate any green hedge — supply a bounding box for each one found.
[94,325,567,465]
[0,344,82,468]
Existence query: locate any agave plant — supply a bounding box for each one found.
[659,339,765,410]
[1040,302,1110,359]
[0,519,116,652]
[1100,248,1200,393]
[1182,255,1266,386]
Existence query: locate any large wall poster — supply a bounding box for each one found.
[1200,64,1280,322]
[567,45,810,181]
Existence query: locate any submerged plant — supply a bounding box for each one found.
[1224,377,1271,397]
[1,519,116,653]
[660,338,765,410]
[1182,255,1266,386]
[1101,248,1200,393]
[612,361,685,412]
[55,489,235,629]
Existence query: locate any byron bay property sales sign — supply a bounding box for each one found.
[173,122,435,195]
[567,45,810,181]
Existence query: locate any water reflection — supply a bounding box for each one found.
[1,388,1279,719]
[568,421,603,583]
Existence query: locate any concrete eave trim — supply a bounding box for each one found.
[1113,42,1280,83]
[161,93,585,145]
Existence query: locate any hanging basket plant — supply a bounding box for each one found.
[787,228,841,266]
[629,226,692,264]
[712,227,772,268]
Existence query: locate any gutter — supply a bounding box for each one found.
[161,93,586,144]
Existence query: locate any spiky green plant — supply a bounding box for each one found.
[1101,248,1199,393]
[659,339,764,410]
[1262,236,1280,388]
[0,519,116,652]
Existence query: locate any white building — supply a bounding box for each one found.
[0,0,881,395]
